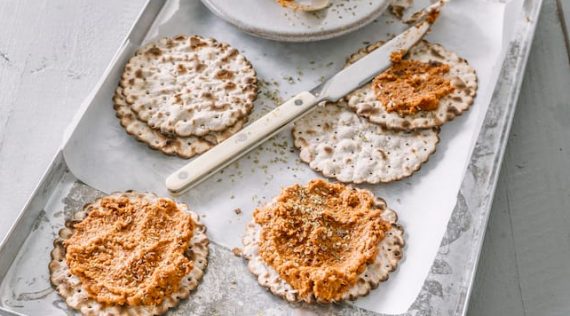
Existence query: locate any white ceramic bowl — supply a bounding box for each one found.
[200,0,392,42]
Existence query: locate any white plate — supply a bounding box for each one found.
[200,0,392,42]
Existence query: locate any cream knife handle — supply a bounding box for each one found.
[166,91,319,195]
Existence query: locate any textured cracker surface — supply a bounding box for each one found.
[49,192,209,316]
[242,193,404,304]
[114,87,246,159]
[121,35,257,137]
[347,40,478,131]
[293,102,439,183]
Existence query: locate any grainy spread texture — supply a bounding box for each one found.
[372,59,454,116]
[292,103,439,184]
[113,87,246,159]
[243,180,404,303]
[64,196,193,306]
[346,40,478,131]
[49,192,209,316]
[120,35,257,137]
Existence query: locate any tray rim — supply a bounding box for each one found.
[0,0,543,315]
[454,0,543,313]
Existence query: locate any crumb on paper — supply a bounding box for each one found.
[388,0,413,19]
[389,5,405,19]
[232,247,243,257]
[234,208,242,215]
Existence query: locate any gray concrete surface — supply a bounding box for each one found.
[0,0,568,315]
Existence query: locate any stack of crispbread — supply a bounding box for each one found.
[114,35,258,158]
[293,40,477,184]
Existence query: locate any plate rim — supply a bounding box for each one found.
[199,0,392,42]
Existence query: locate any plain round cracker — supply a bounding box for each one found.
[242,190,404,304]
[346,40,478,131]
[49,192,209,316]
[121,35,257,137]
[292,102,439,183]
[114,87,246,159]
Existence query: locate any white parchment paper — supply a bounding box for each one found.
[62,0,522,313]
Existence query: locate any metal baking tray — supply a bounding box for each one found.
[0,0,542,315]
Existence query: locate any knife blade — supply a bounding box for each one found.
[166,20,431,195]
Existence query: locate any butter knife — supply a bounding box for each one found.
[166,20,431,194]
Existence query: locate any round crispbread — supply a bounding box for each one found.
[292,102,439,184]
[49,192,209,316]
[242,187,404,304]
[346,40,477,131]
[120,35,257,137]
[114,87,246,159]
